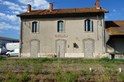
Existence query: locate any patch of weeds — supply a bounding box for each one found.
[7,77,18,82]
[0,55,6,60]
[113,59,124,64]
[99,57,124,64]
[56,68,78,82]
[64,71,77,82]
[80,70,90,76]
[99,57,111,62]
[103,64,115,69]
[4,71,13,81]
[0,76,4,82]
[18,73,30,82]
[32,66,43,75]
[81,70,95,81]
[117,73,124,81]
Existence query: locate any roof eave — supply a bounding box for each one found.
[17,11,107,17]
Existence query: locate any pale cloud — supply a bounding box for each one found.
[1,0,49,12]
[0,22,19,30]
[18,0,49,9]
[0,12,19,31]
[0,12,4,16]
[2,1,22,11]
[105,15,108,19]
[0,0,49,31]
[12,11,20,14]
[113,9,117,12]
[0,12,18,22]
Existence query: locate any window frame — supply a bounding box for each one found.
[32,21,39,33]
[57,20,64,33]
[84,19,93,32]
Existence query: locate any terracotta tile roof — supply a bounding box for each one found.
[105,21,124,35]
[17,7,108,17]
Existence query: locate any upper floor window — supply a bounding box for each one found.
[32,21,38,33]
[57,20,64,32]
[84,19,93,32]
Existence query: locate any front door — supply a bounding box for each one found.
[56,40,66,57]
[84,39,94,58]
[30,40,39,57]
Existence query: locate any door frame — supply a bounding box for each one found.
[83,39,94,58]
[30,39,40,57]
[55,39,66,57]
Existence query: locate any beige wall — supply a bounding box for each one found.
[20,16,106,58]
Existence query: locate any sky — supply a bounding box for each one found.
[0,0,124,39]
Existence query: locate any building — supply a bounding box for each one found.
[0,36,19,48]
[17,0,124,58]
[106,21,124,58]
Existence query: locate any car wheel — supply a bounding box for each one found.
[7,54,10,57]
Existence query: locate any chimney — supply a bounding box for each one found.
[27,4,31,12]
[95,0,100,9]
[49,3,53,12]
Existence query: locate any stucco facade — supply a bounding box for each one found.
[18,0,111,58]
[19,15,107,58]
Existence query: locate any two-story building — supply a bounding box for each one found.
[17,0,124,58]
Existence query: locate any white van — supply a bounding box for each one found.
[6,43,19,50]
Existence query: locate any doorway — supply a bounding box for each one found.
[84,39,94,58]
[56,40,66,57]
[30,40,40,57]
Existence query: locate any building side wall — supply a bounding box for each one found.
[21,16,106,58]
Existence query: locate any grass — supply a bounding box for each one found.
[0,57,124,82]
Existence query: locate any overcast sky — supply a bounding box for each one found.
[0,0,124,39]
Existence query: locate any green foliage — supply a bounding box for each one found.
[0,76,4,82]
[56,69,78,82]
[19,73,30,82]
[7,77,18,82]
[117,73,124,81]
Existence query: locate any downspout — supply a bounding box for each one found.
[97,15,99,40]
[102,15,106,53]
[19,18,22,57]
[103,15,106,53]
